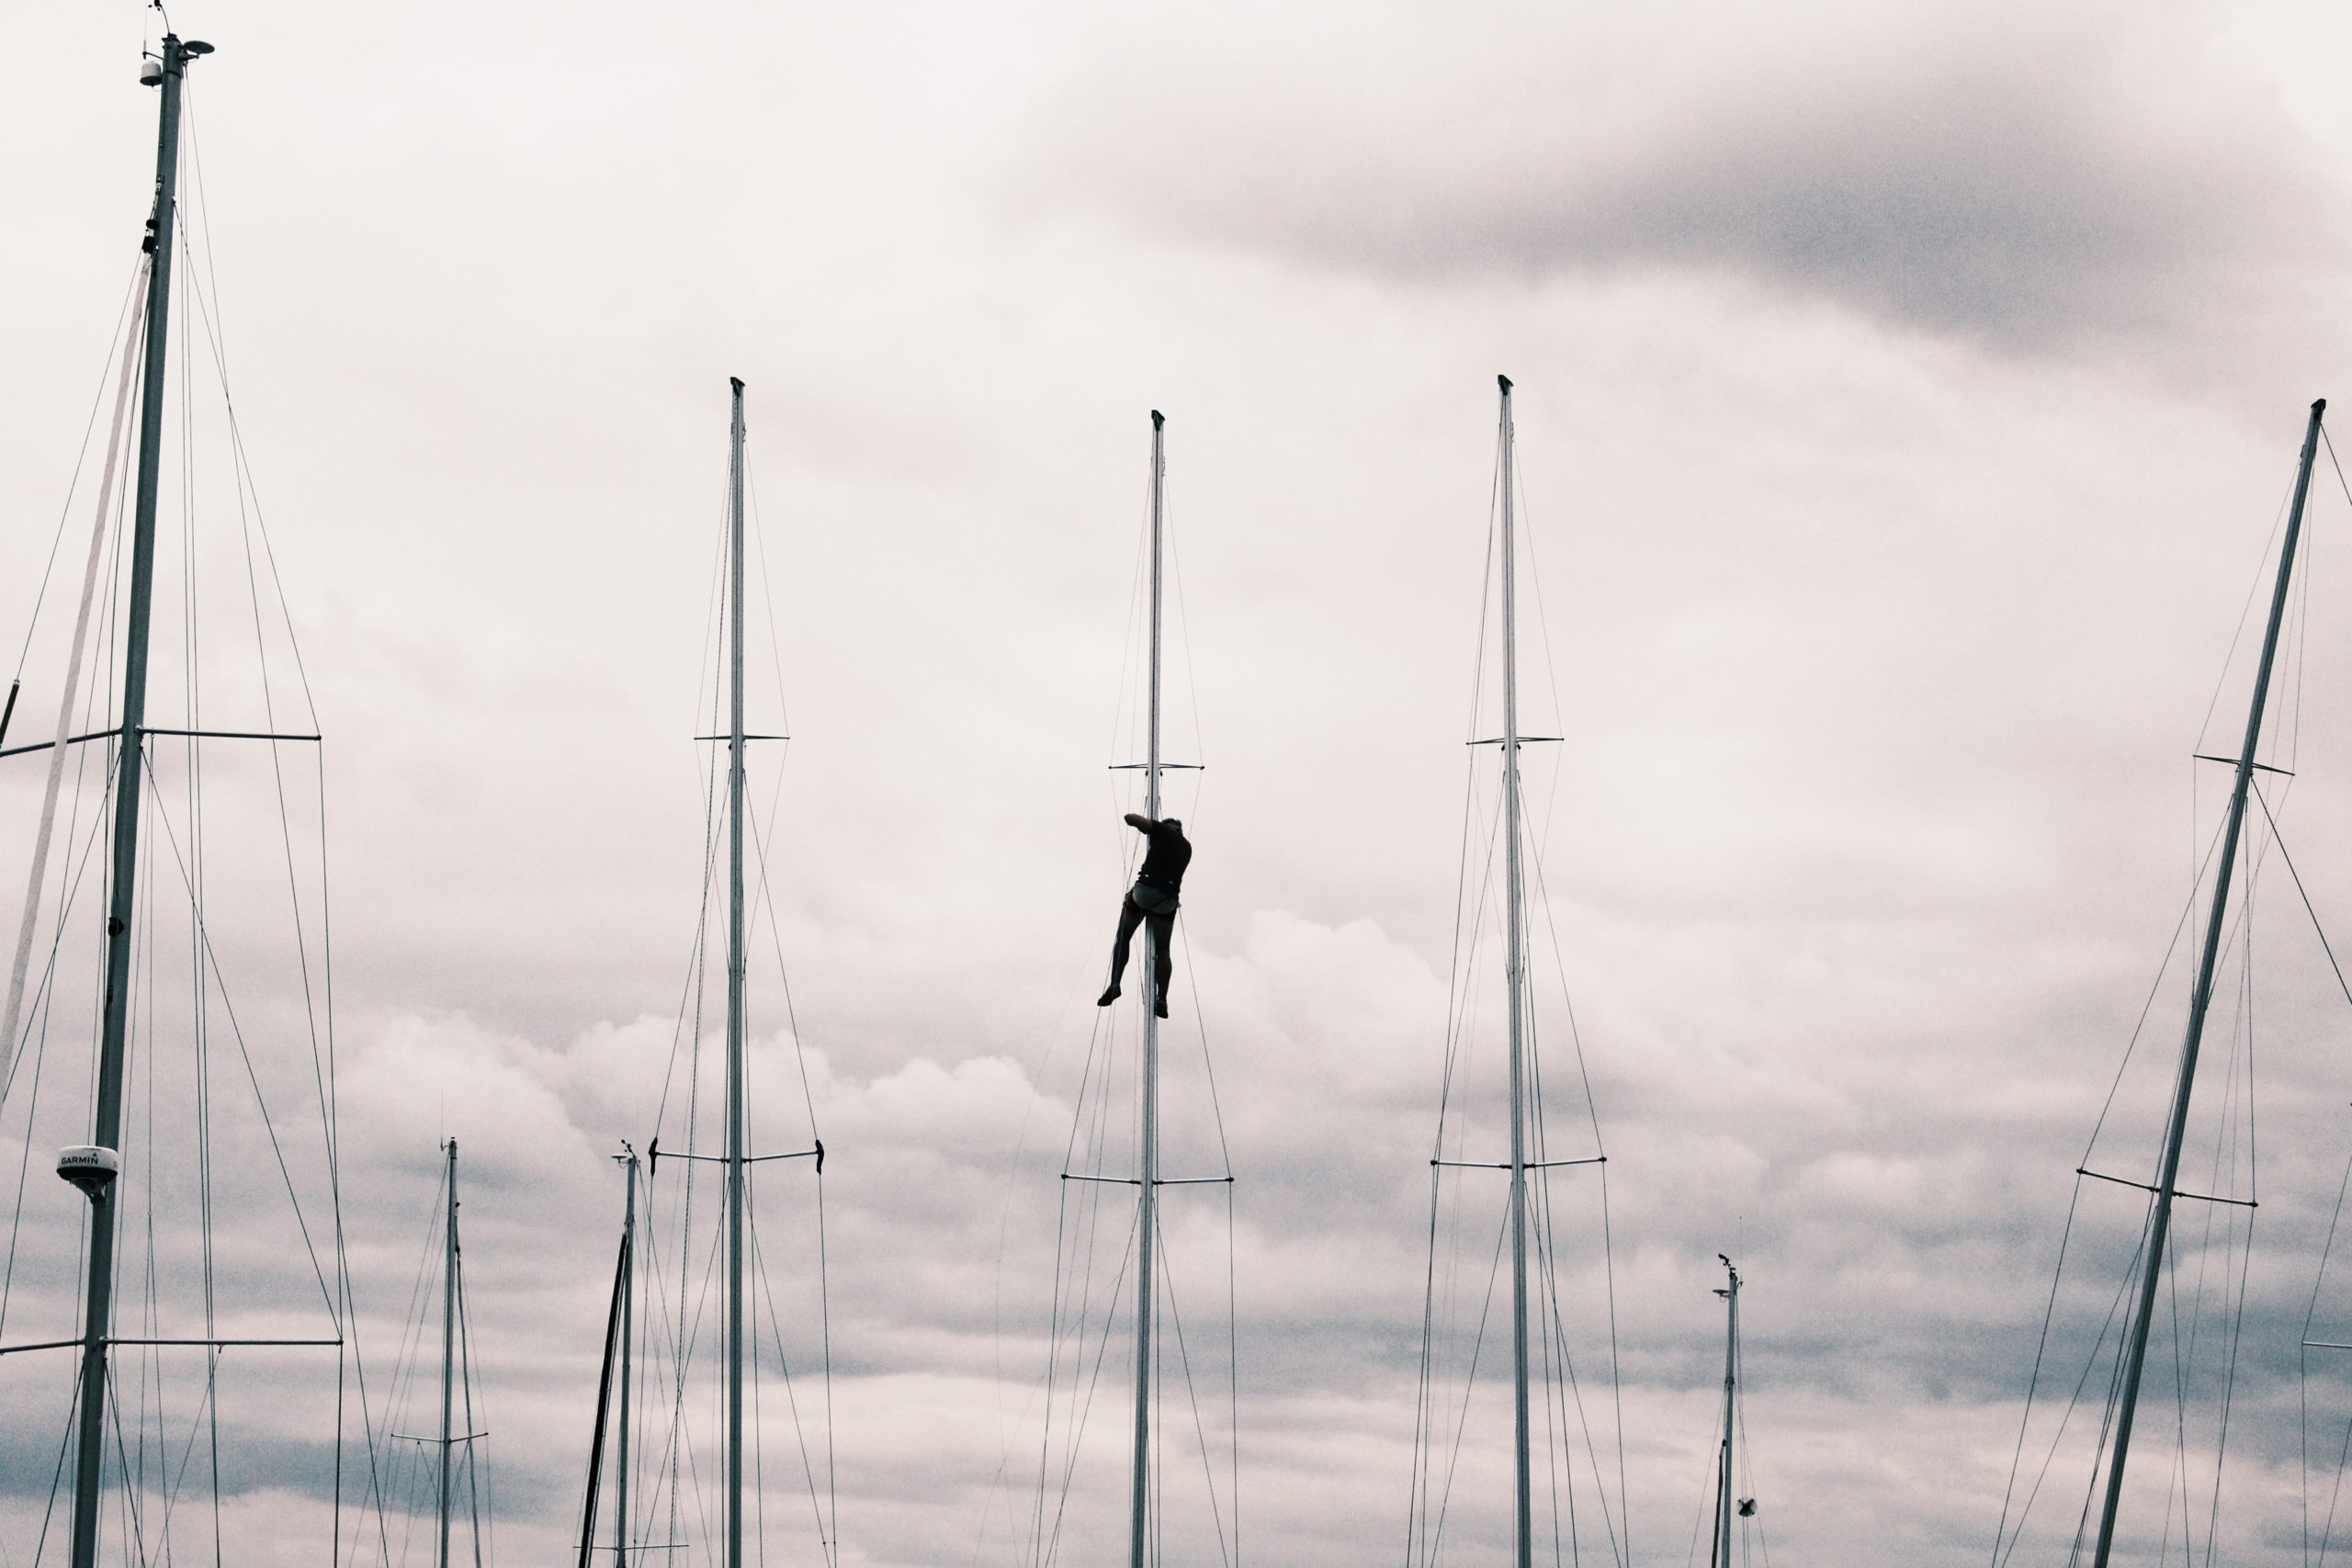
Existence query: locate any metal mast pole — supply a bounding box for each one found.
[67,36,206,1568]
[1497,374,1533,1568]
[439,1139,460,1568]
[724,376,751,1568]
[1713,1260,1739,1568]
[2091,397,2327,1564]
[1130,408,1166,1568]
[616,1147,639,1567]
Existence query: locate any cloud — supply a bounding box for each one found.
[1012,0,2348,356]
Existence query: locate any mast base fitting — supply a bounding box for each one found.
[57,1145,120,1201]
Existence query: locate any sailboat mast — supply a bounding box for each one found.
[578,1147,635,1568]
[2090,397,2327,1564]
[439,1139,460,1568]
[1713,1260,1739,1568]
[724,376,751,1568]
[67,36,204,1568]
[1496,374,1534,1568]
[1130,408,1167,1568]
[616,1147,638,1567]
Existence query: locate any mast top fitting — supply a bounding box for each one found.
[141,36,213,85]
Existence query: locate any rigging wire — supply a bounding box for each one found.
[2302,1133,2352,1565]
[6,261,147,686]
[1,265,149,1089]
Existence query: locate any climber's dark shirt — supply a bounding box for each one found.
[1135,819,1191,894]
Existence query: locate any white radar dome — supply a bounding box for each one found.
[57,1145,120,1198]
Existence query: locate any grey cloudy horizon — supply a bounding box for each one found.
[9,1,2352,1564]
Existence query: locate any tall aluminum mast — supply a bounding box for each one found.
[1497,374,1534,1568]
[615,1146,639,1567]
[66,36,212,1568]
[439,1139,461,1568]
[725,376,751,1568]
[1712,1258,1741,1568]
[1129,408,1167,1568]
[2091,397,2328,1563]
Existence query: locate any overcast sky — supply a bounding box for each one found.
[11,1,2352,1564]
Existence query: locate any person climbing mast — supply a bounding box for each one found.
[1098,812,1190,1019]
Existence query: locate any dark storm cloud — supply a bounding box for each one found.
[1016,0,2346,350]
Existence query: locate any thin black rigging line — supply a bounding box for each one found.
[1427,1203,1513,1561]
[2320,1407,2352,1565]
[1153,1223,1237,1568]
[135,750,334,1311]
[1159,458,1209,779]
[1992,1187,2154,1565]
[12,260,145,682]
[2286,457,2316,777]
[182,114,366,1560]
[1415,547,1515,1563]
[651,468,731,1134]
[1028,1174,1079,1567]
[0,765,115,1358]
[744,466,794,742]
[1527,831,1630,1550]
[1019,423,1211,1567]
[641,470,735,1568]
[2156,918,2259,1566]
[1102,443,1154,803]
[1038,1012,1123,1566]
[745,795,822,1145]
[2322,424,2352,515]
[1040,1203,1139,1568]
[981,955,1103,1568]
[2080,815,2228,1167]
[2249,782,2352,1014]
[1531,1159,1626,1567]
[2194,479,2293,760]
[2302,1125,2352,1566]
[457,1243,492,1568]
[746,1190,837,1563]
